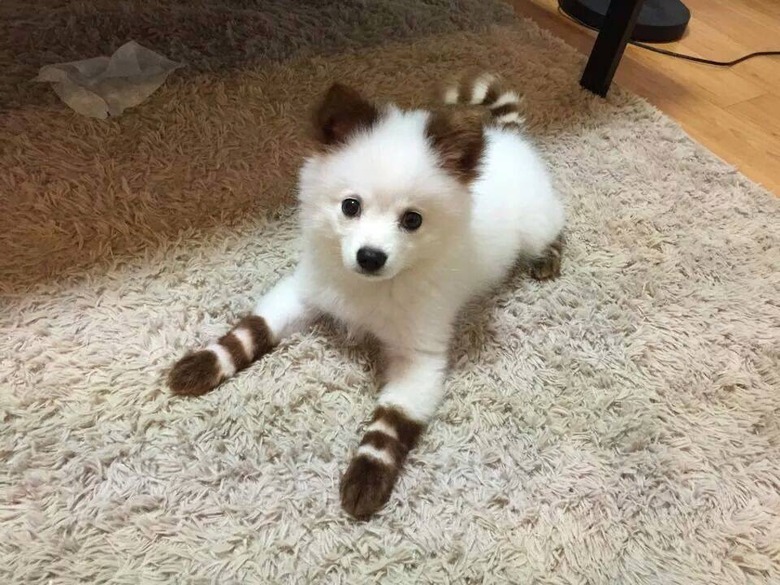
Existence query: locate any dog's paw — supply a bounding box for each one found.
[168,351,222,396]
[529,235,563,281]
[340,456,399,519]
[529,254,561,281]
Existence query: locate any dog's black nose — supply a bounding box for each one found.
[356,247,387,272]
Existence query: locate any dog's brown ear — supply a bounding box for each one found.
[425,109,486,184]
[313,83,379,146]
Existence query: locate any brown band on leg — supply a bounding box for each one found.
[482,82,501,106]
[458,74,476,104]
[169,315,275,397]
[212,313,277,375]
[340,406,426,519]
[489,103,519,119]
[360,430,408,463]
[371,406,424,451]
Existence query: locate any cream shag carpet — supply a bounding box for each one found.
[1,1,779,583]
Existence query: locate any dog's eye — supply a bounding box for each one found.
[341,198,361,218]
[400,210,423,231]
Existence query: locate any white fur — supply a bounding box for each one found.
[496,111,523,125]
[207,343,236,377]
[233,328,255,359]
[470,73,496,104]
[251,96,564,425]
[377,353,447,422]
[490,91,520,109]
[365,419,399,440]
[443,87,459,105]
[253,273,311,341]
[357,444,395,466]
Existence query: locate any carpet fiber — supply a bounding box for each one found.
[1,1,779,583]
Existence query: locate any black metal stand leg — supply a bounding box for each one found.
[580,0,645,97]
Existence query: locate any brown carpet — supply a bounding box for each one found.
[1,1,779,583]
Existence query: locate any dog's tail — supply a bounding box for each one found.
[439,72,524,129]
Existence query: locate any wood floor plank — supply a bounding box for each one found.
[510,0,780,195]
[728,93,780,139]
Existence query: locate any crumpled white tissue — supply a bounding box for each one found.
[34,41,183,119]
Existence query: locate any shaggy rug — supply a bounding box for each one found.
[1,1,778,583]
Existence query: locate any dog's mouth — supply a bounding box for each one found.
[355,266,385,278]
[352,264,394,280]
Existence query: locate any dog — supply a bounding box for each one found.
[168,73,566,519]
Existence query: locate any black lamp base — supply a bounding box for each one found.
[559,0,690,43]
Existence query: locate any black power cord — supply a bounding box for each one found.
[558,7,780,67]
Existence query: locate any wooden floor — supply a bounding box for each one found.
[510,0,780,195]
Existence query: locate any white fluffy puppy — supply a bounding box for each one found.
[169,73,565,519]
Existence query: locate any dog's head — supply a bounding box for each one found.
[298,83,485,281]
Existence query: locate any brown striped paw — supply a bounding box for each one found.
[340,456,399,519]
[168,315,275,397]
[168,350,222,396]
[340,406,425,519]
[529,234,563,281]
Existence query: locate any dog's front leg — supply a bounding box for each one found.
[167,271,313,396]
[340,349,447,519]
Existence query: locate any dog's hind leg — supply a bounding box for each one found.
[529,233,564,281]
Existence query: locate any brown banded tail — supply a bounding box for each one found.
[441,71,525,128]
